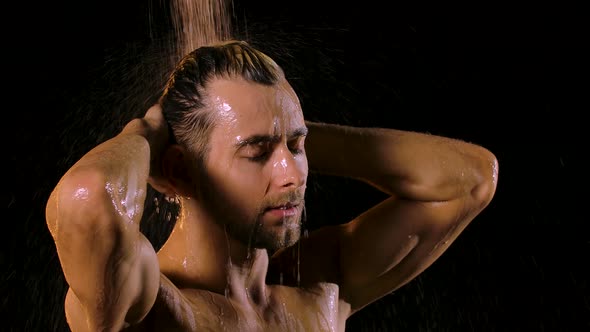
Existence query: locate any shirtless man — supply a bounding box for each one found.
[45,41,499,331]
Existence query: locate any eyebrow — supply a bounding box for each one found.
[234,126,308,149]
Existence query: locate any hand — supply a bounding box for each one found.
[122,104,173,194]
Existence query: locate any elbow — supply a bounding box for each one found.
[51,169,121,236]
[471,151,499,211]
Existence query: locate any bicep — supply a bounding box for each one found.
[339,196,480,313]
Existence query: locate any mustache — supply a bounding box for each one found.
[260,190,305,211]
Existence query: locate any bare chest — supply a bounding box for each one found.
[136,282,345,332]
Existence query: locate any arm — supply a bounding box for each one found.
[295,121,498,313]
[45,105,170,331]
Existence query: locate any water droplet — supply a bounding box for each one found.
[297,240,301,286]
[301,202,307,227]
[223,224,233,301]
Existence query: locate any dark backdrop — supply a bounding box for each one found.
[2,0,588,331]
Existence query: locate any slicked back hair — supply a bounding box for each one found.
[159,40,284,162]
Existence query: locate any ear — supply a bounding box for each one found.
[159,144,197,198]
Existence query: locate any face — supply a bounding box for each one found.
[194,76,308,253]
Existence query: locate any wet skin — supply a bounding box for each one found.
[148,77,345,331]
[148,78,344,331]
[120,274,343,331]
[50,72,498,331]
[65,77,348,331]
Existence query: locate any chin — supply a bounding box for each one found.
[258,225,301,253]
[275,225,302,251]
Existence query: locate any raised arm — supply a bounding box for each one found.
[45,105,170,331]
[289,121,498,314]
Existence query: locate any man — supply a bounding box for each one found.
[46,40,499,331]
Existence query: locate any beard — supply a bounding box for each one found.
[197,174,305,254]
[224,209,302,254]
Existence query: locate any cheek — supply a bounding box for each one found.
[296,154,309,179]
[221,163,269,208]
[228,163,270,191]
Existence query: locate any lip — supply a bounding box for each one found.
[264,204,300,219]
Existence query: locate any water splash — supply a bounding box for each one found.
[104,178,145,224]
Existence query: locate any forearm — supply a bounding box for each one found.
[62,126,151,222]
[305,121,498,202]
[47,106,168,262]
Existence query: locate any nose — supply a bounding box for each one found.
[271,146,307,190]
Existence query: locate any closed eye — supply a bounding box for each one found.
[288,136,306,155]
[245,142,273,162]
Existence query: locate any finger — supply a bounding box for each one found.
[144,104,163,120]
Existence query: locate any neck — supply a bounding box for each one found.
[157,197,271,305]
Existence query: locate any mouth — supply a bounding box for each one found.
[264,202,300,218]
[267,202,298,210]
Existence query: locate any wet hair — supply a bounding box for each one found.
[159,40,284,162]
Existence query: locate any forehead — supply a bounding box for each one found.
[206,77,304,136]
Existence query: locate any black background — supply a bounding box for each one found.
[2,0,588,331]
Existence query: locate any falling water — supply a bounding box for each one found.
[298,201,308,286]
[155,0,245,314]
[223,223,233,299]
[168,0,235,58]
[297,235,301,286]
[302,202,307,227]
